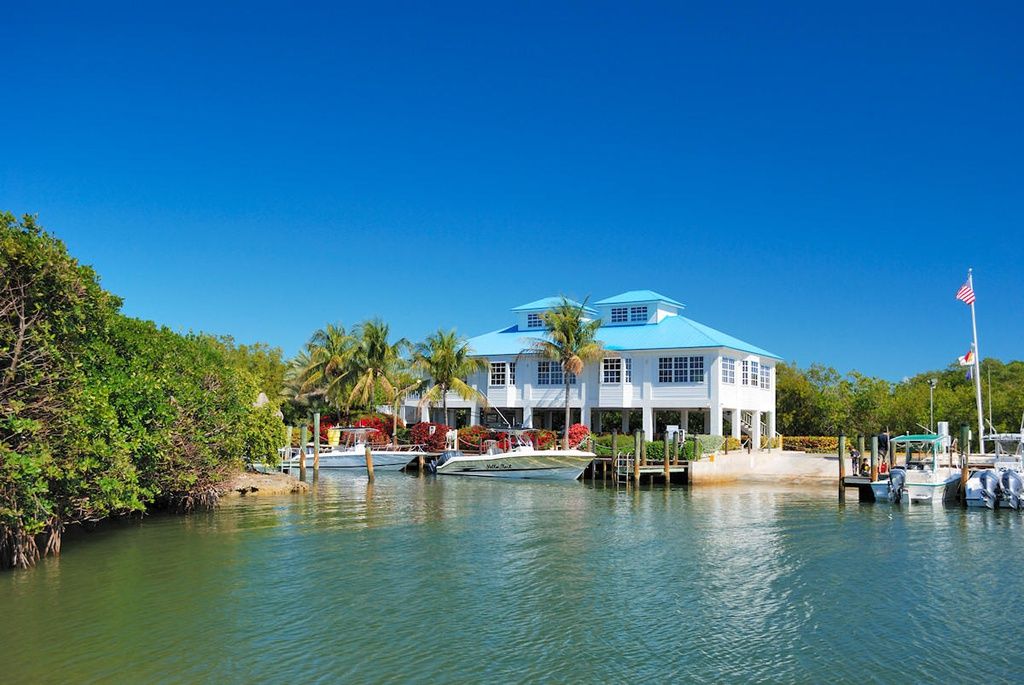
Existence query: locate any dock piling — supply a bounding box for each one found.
[663,433,670,483]
[870,435,878,482]
[299,424,308,480]
[838,433,846,502]
[364,443,375,480]
[633,430,641,483]
[313,412,321,475]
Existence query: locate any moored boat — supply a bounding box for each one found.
[965,432,1024,509]
[870,434,960,504]
[278,427,425,472]
[431,430,594,480]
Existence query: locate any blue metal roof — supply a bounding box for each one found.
[594,290,685,308]
[465,315,780,359]
[510,296,597,314]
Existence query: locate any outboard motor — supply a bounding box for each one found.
[888,468,906,504]
[978,470,1002,510]
[1000,470,1023,510]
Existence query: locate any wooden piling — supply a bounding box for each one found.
[640,431,647,467]
[870,435,878,482]
[663,434,671,483]
[857,434,865,471]
[313,412,321,474]
[364,442,375,480]
[633,430,641,483]
[838,433,846,502]
[417,453,425,473]
[299,424,308,480]
[673,430,681,466]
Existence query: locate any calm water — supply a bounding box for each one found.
[3,473,1022,683]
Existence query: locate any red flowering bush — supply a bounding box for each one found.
[410,422,449,452]
[354,414,391,441]
[318,419,336,443]
[567,423,590,448]
[527,429,558,449]
[459,425,491,449]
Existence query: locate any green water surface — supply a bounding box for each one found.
[2,473,1021,683]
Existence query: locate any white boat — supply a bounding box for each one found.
[965,432,1024,509]
[278,427,425,472]
[870,434,960,505]
[431,430,594,481]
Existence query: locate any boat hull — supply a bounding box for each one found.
[870,470,960,504]
[435,452,593,481]
[282,451,418,472]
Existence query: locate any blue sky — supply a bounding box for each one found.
[3,1,1021,379]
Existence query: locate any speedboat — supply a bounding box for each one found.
[431,429,594,481]
[965,432,1024,509]
[278,427,424,472]
[870,434,960,504]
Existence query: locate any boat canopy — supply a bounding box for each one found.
[891,434,944,444]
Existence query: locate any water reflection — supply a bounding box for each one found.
[3,474,1023,682]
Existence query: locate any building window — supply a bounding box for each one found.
[658,356,704,383]
[624,358,632,383]
[509,362,516,385]
[537,360,576,385]
[750,360,759,388]
[760,364,770,390]
[742,360,750,386]
[527,313,544,328]
[602,358,621,384]
[630,306,648,322]
[722,357,736,384]
[489,362,506,386]
[610,307,628,323]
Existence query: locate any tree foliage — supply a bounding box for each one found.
[526,297,606,447]
[776,359,1024,437]
[1,213,285,569]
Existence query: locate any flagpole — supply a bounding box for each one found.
[968,268,985,454]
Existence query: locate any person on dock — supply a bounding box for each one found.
[850,447,860,475]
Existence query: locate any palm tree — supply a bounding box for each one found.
[526,297,606,448]
[300,323,356,419]
[348,319,408,413]
[413,329,488,423]
[383,366,422,444]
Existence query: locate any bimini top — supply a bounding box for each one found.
[510,296,598,315]
[595,290,685,308]
[466,313,780,358]
[891,434,944,444]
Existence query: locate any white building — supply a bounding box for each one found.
[407,290,780,444]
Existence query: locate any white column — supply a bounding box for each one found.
[420,405,430,423]
[581,405,592,430]
[682,409,690,434]
[642,405,654,438]
[522,405,533,429]
[752,410,762,449]
[731,409,742,439]
[621,409,630,434]
[709,405,723,436]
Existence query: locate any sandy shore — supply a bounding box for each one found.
[218,470,310,498]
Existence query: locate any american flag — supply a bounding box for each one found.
[955,281,976,305]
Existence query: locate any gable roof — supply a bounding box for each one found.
[594,290,685,308]
[465,315,780,359]
[510,296,597,314]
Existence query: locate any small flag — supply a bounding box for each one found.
[966,366,973,380]
[958,350,974,366]
[956,281,976,305]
